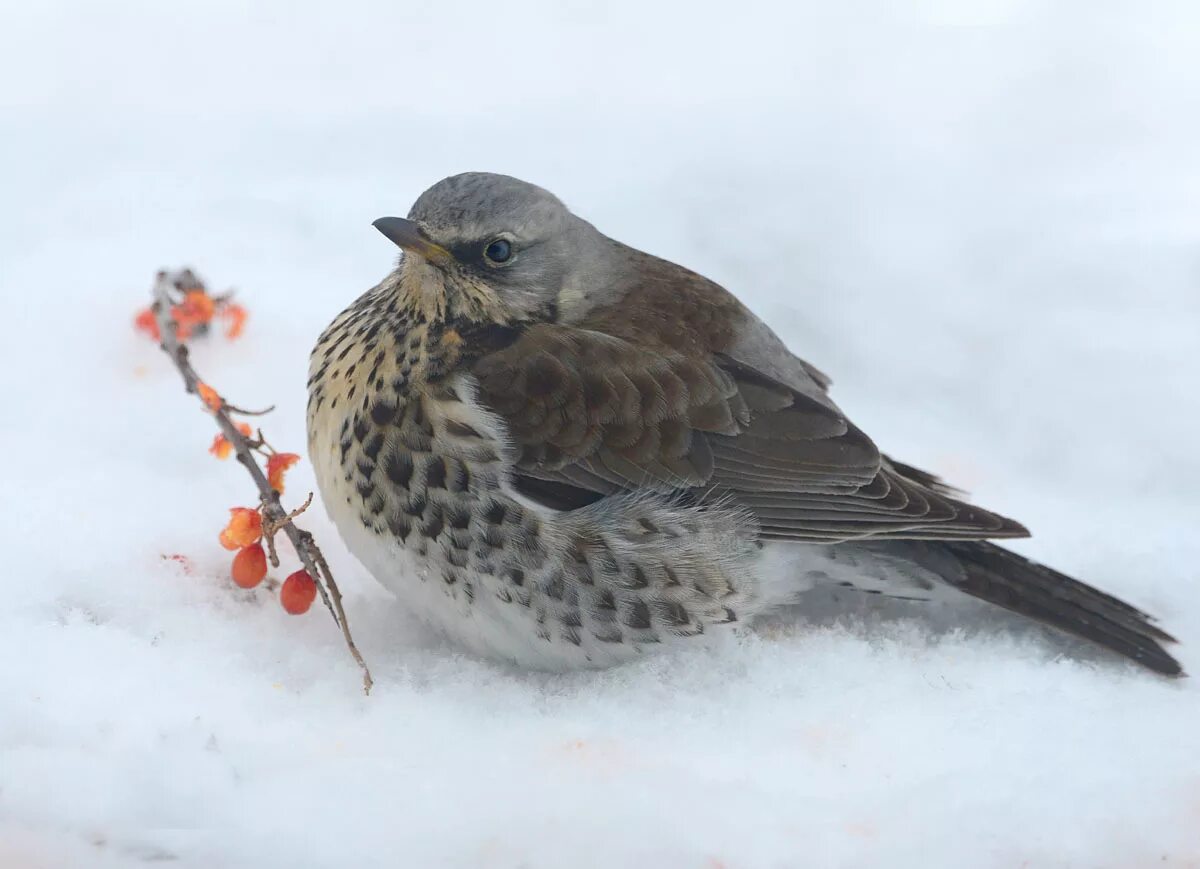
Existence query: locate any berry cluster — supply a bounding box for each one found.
[135,285,247,342]
[218,506,317,614]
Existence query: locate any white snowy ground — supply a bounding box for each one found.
[2,2,1199,866]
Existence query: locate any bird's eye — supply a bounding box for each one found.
[483,238,513,264]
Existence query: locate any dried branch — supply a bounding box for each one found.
[150,269,373,695]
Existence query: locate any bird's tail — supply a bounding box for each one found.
[940,541,1182,676]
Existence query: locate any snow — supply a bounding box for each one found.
[2,1,1199,865]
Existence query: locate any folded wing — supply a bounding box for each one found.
[472,324,1028,543]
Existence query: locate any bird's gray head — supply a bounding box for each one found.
[373,173,605,325]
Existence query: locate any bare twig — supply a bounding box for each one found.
[223,402,277,417]
[262,492,314,568]
[150,269,373,695]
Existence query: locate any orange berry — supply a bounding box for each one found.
[221,302,249,339]
[218,527,239,551]
[266,452,301,493]
[208,424,253,460]
[220,507,263,550]
[173,290,216,328]
[197,382,221,412]
[280,570,317,614]
[209,434,233,460]
[231,543,267,588]
[133,307,161,340]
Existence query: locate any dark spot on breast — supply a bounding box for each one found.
[363,432,384,461]
[425,456,447,489]
[447,460,470,492]
[654,600,690,627]
[385,452,413,487]
[353,416,370,443]
[388,516,411,542]
[483,502,507,525]
[371,401,397,425]
[421,510,444,539]
[594,588,617,612]
[621,600,652,629]
[507,568,525,587]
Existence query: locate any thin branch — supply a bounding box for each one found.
[223,402,277,417]
[150,270,373,695]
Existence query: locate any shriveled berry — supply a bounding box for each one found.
[197,382,222,412]
[280,570,317,614]
[266,452,301,493]
[231,543,267,588]
[219,507,262,550]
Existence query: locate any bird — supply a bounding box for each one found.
[306,171,1182,677]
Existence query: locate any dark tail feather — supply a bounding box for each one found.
[942,541,1183,677]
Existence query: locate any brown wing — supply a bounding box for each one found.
[472,323,1028,543]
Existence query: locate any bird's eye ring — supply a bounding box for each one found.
[483,238,513,264]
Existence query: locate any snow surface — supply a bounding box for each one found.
[2,1,1199,866]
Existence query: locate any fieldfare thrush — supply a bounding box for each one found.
[307,172,1181,676]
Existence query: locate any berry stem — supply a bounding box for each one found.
[150,269,373,695]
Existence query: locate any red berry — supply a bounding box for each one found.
[231,544,267,588]
[280,570,317,614]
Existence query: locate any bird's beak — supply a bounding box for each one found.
[372,217,454,267]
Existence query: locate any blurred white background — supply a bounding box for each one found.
[1,2,1198,867]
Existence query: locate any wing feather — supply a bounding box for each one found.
[472,323,1028,543]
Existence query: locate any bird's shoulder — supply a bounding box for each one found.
[569,242,836,406]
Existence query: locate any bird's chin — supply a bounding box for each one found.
[394,254,453,319]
